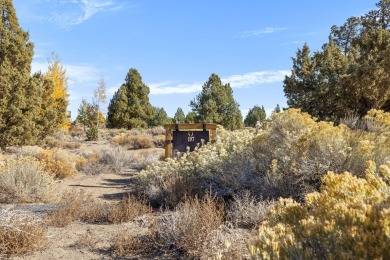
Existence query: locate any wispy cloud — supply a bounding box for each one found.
[31,61,100,93]
[25,0,123,28]
[148,70,289,95]
[241,27,287,37]
[280,40,305,46]
[223,70,289,88]
[149,81,202,95]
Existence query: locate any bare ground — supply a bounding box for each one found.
[1,140,171,260]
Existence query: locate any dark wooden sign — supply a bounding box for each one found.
[172,130,209,152]
[163,123,217,159]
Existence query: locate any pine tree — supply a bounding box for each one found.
[31,72,59,140]
[173,107,186,123]
[244,105,266,127]
[0,0,37,149]
[284,1,390,120]
[106,69,154,128]
[149,107,171,126]
[106,86,129,128]
[185,111,198,124]
[190,73,243,130]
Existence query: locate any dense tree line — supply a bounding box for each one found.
[0,0,68,149]
[284,0,390,121]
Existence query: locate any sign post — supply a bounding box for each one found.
[163,123,217,159]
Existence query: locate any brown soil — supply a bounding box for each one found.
[2,140,168,260]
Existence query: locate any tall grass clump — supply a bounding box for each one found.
[0,209,47,256]
[100,146,133,174]
[46,189,108,227]
[153,194,224,257]
[249,161,390,259]
[108,195,151,223]
[0,157,56,203]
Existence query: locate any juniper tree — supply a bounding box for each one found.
[190,73,243,130]
[0,0,37,149]
[284,0,390,120]
[173,107,186,123]
[244,105,266,127]
[149,107,171,126]
[107,69,154,128]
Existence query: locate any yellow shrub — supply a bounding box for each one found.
[249,161,390,259]
[112,134,154,149]
[37,149,76,179]
[253,109,390,200]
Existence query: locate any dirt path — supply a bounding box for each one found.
[9,171,154,260]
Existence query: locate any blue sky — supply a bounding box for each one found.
[13,0,378,120]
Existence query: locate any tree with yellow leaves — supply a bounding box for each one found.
[44,53,70,129]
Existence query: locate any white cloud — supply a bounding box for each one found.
[28,0,123,28]
[280,40,305,46]
[148,70,289,95]
[31,61,100,91]
[149,81,202,95]
[222,70,289,88]
[241,27,287,37]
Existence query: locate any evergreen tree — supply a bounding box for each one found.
[185,111,198,124]
[284,0,390,120]
[149,107,171,126]
[31,72,59,140]
[106,69,153,128]
[106,86,129,128]
[0,0,37,149]
[190,73,243,130]
[244,105,266,127]
[173,107,186,123]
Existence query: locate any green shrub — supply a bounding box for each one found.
[86,124,99,141]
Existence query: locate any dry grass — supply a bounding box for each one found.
[76,151,105,175]
[112,134,155,149]
[46,189,108,227]
[72,229,102,250]
[36,149,77,179]
[0,209,47,256]
[152,135,165,148]
[45,139,81,149]
[226,191,271,229]
[153,194,224,257]
[147,126,166,136]
[133,149,164,170]
[110,229,143,258]
[0,157,56,203]
[7,145,44,157]
[202,224,254,260]
[100,146,133,174]
[108,195,151,224]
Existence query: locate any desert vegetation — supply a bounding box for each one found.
[1,0,390,259]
